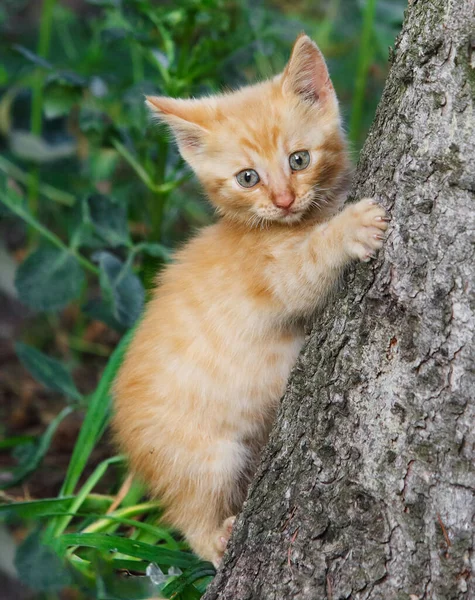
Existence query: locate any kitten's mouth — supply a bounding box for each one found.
[253,200,310,225]
[281,200,311,219]
[277,207,306,223]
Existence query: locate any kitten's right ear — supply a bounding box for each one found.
[282,34,334,104]
[145,96,208,161]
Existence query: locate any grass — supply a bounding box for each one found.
[2,328,214,599]
[0,0,406,597]
[28,0,57,234]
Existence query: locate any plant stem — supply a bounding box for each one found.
[0,155,75,206]
[349,0,378,146]
[57,14,77,61]
[68,336,111,358]
[0,189,99,275]
[131,44,144,84]
[28,0,56,227]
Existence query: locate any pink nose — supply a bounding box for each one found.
[273,192,295,210]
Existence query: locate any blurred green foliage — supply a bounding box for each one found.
[0,0,405,598]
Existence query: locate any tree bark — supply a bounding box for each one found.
[204,0,475,598]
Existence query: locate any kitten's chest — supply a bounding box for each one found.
[224,329,305,415]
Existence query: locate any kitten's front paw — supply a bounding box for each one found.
[341,198,389,262]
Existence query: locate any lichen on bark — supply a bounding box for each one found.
[204,0,475,598]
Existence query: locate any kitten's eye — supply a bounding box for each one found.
[289,150,310,171]
[236,169,260,188]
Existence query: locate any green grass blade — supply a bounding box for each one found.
[106,558,147,571]
[161,565,215,597]
[58,329,134,499]
[0,435,36,450]
[0,494,113,519]
[49,456,124,538]
[85,516,174,545]
[53,533,199,568]
[79,503,178,549]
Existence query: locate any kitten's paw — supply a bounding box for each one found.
[213,516,236,568]
[341,198,389,262]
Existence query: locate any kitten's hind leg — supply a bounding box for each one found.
[161,440,247,567]
[187,514,237,568]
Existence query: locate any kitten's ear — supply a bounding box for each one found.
[282,34,334,104]
[145,96,208,160]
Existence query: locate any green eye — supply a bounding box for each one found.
[236,169,260,188]
[289,150,310,171]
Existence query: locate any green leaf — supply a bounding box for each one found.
[16,246,85,312]
[1,406,73,489]
[15,342,83,402]
[86,0,119,6]
[87,148,120,183]
[87,514,175,545]
[0,494,113,519]
[97,252,144,328]
[139,242,171,262]
[161,564,215,598]
[51,456,123,537]
[53,533,199,568]
[87,194,130,248]
[13,44,53,69]
[181,585,204,600]
[44,82,83,119]
[0,435,35,450]
[82,298,124,332]
[15,530,72,591]
[79,106,108,135]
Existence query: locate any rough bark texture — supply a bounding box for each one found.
[204,0,475,598]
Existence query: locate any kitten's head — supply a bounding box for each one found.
[146,35,350,226]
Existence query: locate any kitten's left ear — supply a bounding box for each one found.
[145,96,209,163]
[282,34,334,104]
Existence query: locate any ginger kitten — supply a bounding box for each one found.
[113,34,388,567]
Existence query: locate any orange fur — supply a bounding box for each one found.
[113,34,388,566]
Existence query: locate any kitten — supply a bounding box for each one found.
[113,34,388,567]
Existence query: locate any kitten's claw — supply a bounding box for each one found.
[213,516,236,568]
[340,197,389,262]
[363,250,377,262]
[224,516,236,532]
[219,536,228,550]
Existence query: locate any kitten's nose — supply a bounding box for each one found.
[273,192,295,210]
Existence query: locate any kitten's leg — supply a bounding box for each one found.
[186,514,237,568]
[161,441,247,567]
[269,198,389,315]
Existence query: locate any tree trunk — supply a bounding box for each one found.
[204,0,475,598]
